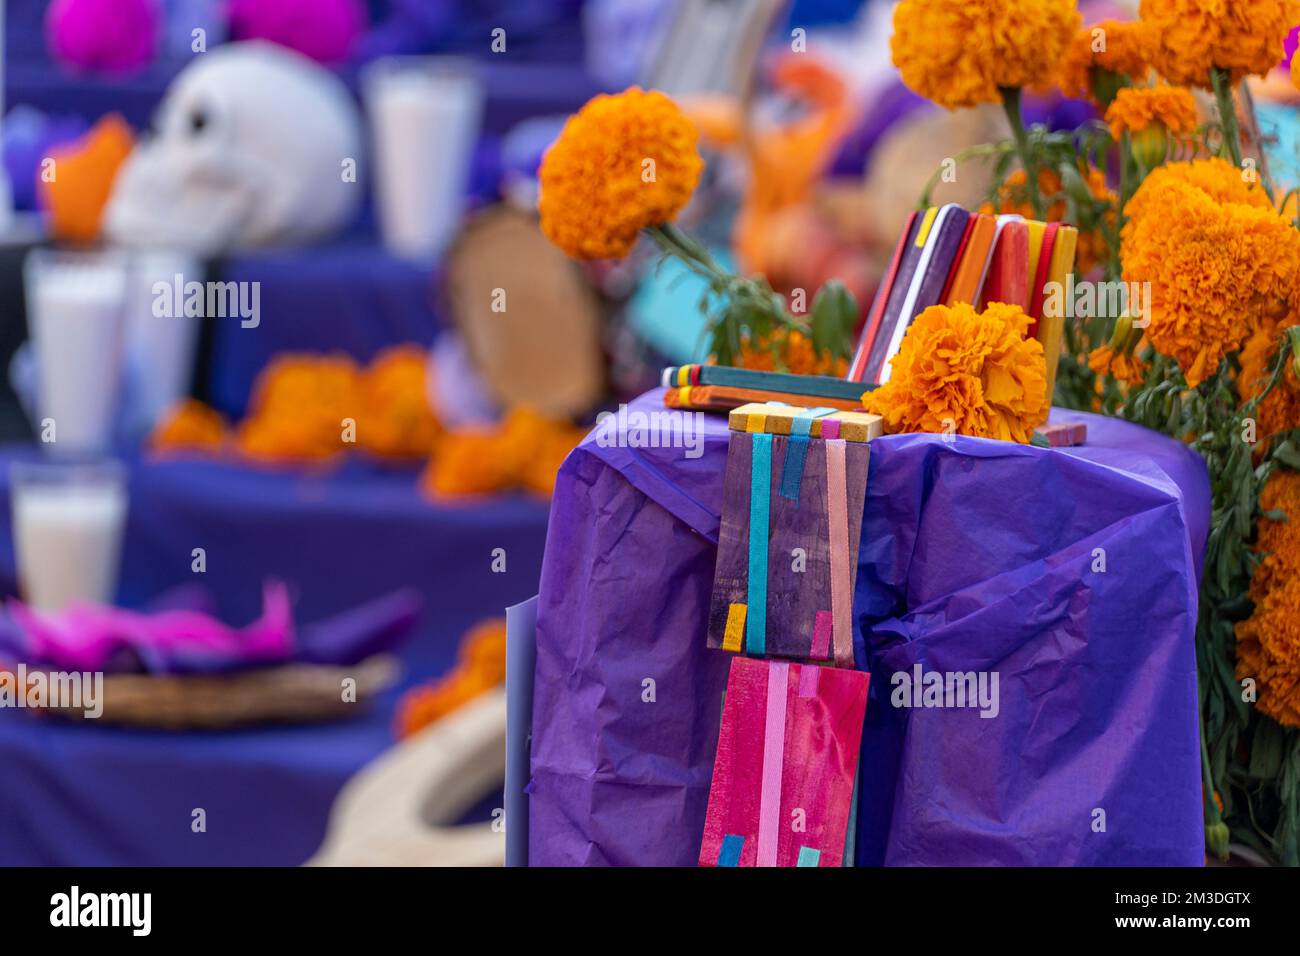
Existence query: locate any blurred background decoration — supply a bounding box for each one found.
[0,0,1295,867]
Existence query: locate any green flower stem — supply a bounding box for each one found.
[919,142,1014,208]
[646,223,797,367]
[648,222,725,280]
[1119,131,1133,229]
[1001,86,1045,220]
[1210,67,1244,170]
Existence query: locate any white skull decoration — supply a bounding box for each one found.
[104,41,362,253]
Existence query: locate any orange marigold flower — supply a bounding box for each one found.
[1140,0,1300,88]
[984,165,1117,274]
[1238,321,1300,437]
[40,113,134,243]
[1105,84,1200,138]
[422,427,518,496]
[891,0,1081,110]
[358,345,441,460]
[235,353,363,463]
[1088,343,1150,387]
[539,87,704,260]
[1121,158,1300,386]
[863,302,1049,443]
[736,328,847,377]
[421,406,585,498]
[395,618,507,738]
[149,399,228,454]
[505,407,588,496]
[1056,19,1154,101]
[1236,471,1300,728]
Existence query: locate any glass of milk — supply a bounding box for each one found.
[10,459,128,613]
[23,248,129,457]
[363,57,484,261]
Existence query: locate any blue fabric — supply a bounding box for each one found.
[0,446,550,865]
[529,389,1210,865]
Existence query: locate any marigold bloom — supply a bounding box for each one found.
[149,399,228,453]
[1236,472,1300,728]
[1237,321,1300,437]
[422,406,585,498]
[890,0,1081,110]
[396,618,507,738]
[40,113,134,243]
[863,302,1049,443]
[1088,343,1150,387]
[502,406,588,496]
[235,353,363,463]
[1056,19,1154,101]
[1121,158,1300,386]
[736,329,847,377]
[1140,0,1300,87]
[358,345,441,460]
[1105,84,1200,138]
[539,87,704,260]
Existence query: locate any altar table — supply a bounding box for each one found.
[529,389,1210,866]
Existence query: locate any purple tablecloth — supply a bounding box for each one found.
[530,389,1210,865]
[0,446,549,865]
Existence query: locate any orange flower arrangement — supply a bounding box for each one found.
[148,347,583,499]
[1055,19,1154,102]
[149,399,228,454]
[538,87,704,260]
[424,427,518,496]
[1127,155,1275,213]
[541,86,853,369]
[984,165,1117,274]
[395,618,507,738]
[422,406,586,499]
[357,345,441,460]
[40,113,134,243]
[235,353,364,464]
[188,346,445,466]
[891,0,1081,110]
[1105,84,1200,138]
[1140,0,1300,88]
[863,302,1049,443]
[1120,158,1300,386]
[1238,322,1300,438]
[1088,342,1150,388]
[736,328,847,377]
[1235,471,1300,728]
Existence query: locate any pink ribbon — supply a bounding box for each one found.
[757,660,790,867]
[826,439,852,666]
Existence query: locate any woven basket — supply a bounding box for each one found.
[37,655,400,729]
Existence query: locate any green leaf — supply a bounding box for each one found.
[809,281,857,362]
[1249,720,1285,780]
[1274,439,1300,471]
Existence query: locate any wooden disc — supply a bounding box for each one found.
[444,206,604,420]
